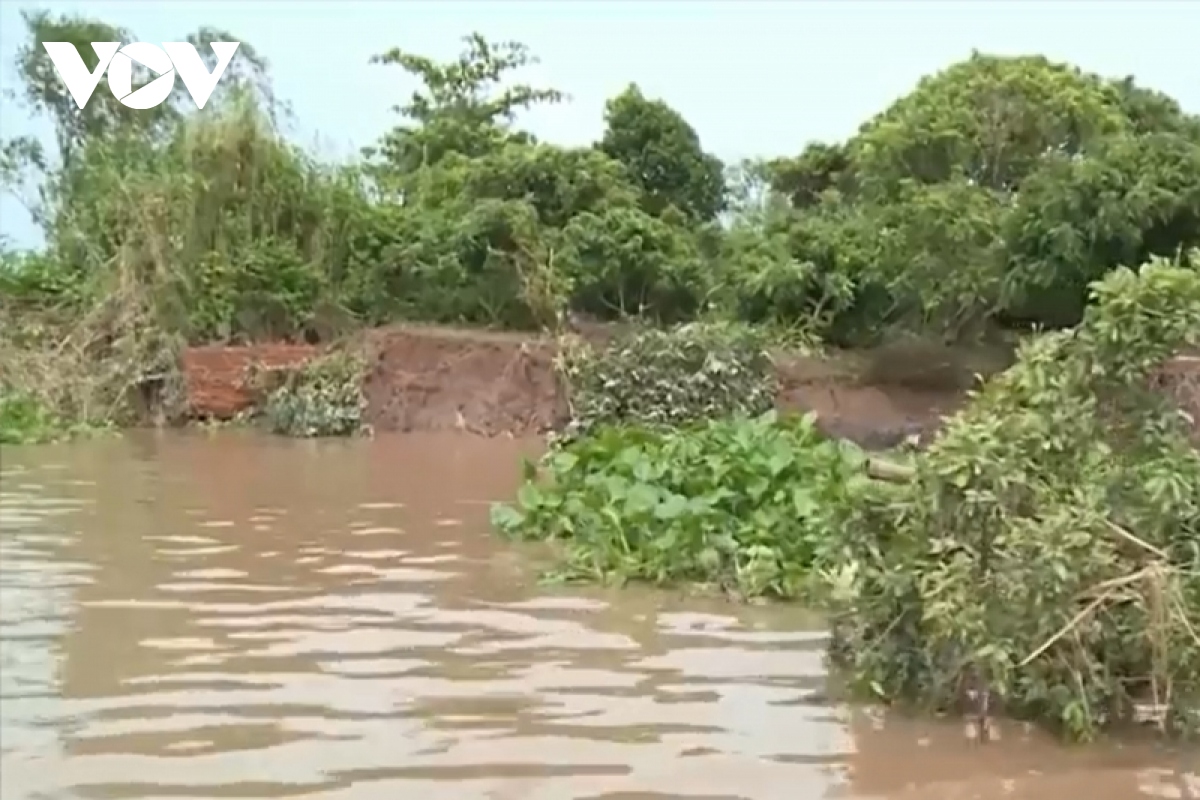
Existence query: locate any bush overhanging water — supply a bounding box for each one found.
[494,256,1200,743]
[824,257,1200,742]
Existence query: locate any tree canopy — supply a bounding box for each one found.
[2,14,1198,348]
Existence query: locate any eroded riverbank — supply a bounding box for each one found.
[179,325,970,443]
[1,431,1197,799]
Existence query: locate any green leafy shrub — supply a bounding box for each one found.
[824,255,1200,742]
[257,350,369,437]
[492,411,867,599]
[557,322,777,440]
[0,390,64,444]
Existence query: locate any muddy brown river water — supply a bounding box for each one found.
[1,431,1198,799]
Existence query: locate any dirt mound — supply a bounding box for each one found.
[362,325,563,436]
[182,344,319,419]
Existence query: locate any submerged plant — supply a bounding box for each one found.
[492,410,867,599]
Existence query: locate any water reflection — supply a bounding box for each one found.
[0,431,1195,799]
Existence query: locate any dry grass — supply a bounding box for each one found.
[0,277,187,429]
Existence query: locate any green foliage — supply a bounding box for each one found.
[598,84,726,223]
[45,97,358,344]
[1002,130,1200,326]
[712,194,861,341]
[8,11,272,182]
[492,411,867,598]
[558,205,707,322]
[0,12,345,433]
[557,323,777,440]
[824,255,1200,741]
[0,390,66,444]
[754,53,1200,343]
[3,11,1200,441]
[851,54,1128,194]
[256,349,369,437]
[364,33,564,176]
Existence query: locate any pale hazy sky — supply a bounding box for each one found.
[1,0,1198,247]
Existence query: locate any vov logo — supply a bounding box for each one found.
[41,41,241,110]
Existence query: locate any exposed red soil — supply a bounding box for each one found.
[181,343,319,419]
[361,325,564,436]
[177,326,1196,440]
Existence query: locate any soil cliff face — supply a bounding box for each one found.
[179,328,1200,446]
[361,326,564,436]
[178,326,968,442]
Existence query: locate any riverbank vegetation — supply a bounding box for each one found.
[500,258,1200,742]
[555,322,778,442]
[3,8,1200,741]
[5,10,1200,439]
[827,259,1200,742]
[243,347,370,437]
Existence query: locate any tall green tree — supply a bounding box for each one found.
[2,10,272,232]
[755,52,1200,339]
[366,33,564,180]
[598,84,726,223]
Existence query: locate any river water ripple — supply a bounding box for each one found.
[0,431,1196,799]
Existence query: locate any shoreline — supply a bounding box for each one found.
[181,324,972,447]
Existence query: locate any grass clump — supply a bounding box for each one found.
[492,410,867,600]
[824,255,1200,742]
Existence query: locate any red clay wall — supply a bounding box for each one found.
[181,344,319,419]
